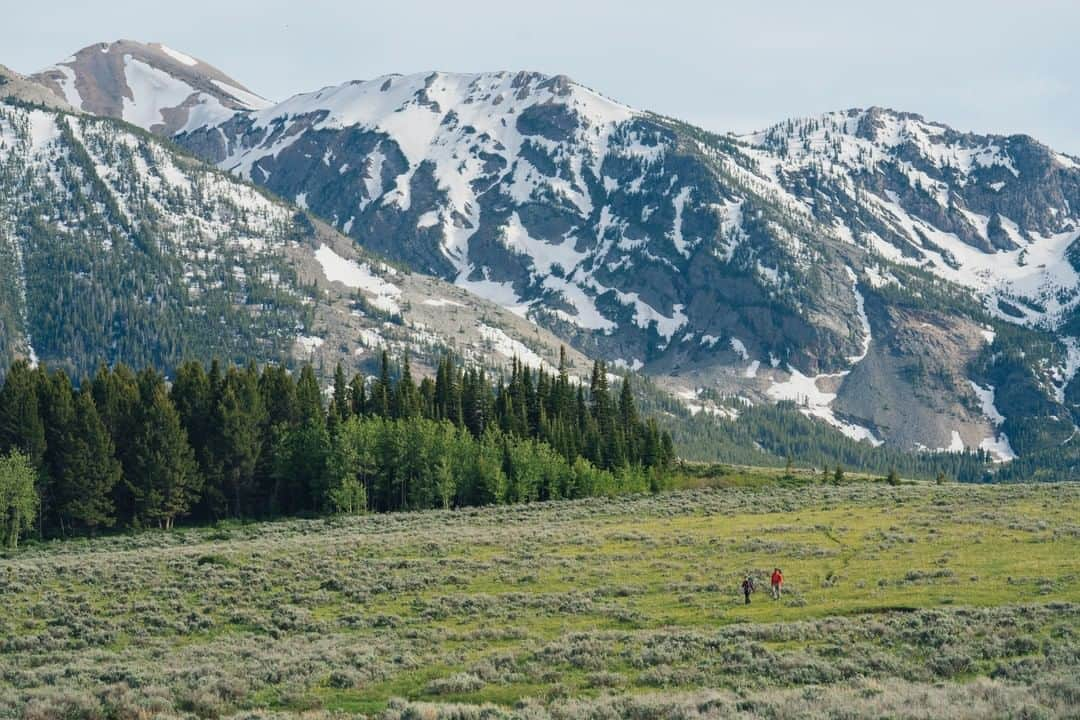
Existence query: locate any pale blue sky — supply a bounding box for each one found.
[6,0,1077,153]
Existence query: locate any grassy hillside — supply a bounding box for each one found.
[1,481,1078,718]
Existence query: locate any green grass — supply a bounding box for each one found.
[0,480,1078,719]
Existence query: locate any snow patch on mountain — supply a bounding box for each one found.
[159,45,198,67]
[422,298,464,308]
[864,264,898,289]
[296,335,325,354]
[478,324,551,372]
[314,244,401,314]
[847,268,872,363]
[714,199,746,262]
[25,110,60,152]
[677,388,740,420]
[211,79,270,110]
[969,381,1006,426]
[980,434,1016,463]
[1052,337,1080,403]
[501,212,587,275]
[44,63,82,107]
[544,276,615,331]
[767,367,882,445]
[962,382,1015,461]
[121,56,203,130]
[456,272,532,318]
[669,186,694,256]
[604,287,685,342]
[612,357,644,372]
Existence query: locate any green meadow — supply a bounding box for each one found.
[2,478,1078,718]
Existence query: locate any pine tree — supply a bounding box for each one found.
[393,355,419,419]
[0,361,47,471]
[39,370,77,536]
[434,355,454,421]
[275,365,330,514]
[259,364,298,428]
[91,364,141,526]
[332,363,350,421]
[171,361,221,521]
[129,371,201,529]
[371,351,392,418]
[296,364,324,424]
[216,367,264,518]
[349,373,366,417]
[56,388,121,534]
[588,361,625,469]
[659,431,675,468]
[618,377,640,461]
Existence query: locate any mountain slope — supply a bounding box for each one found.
[30,41,269,136]
[171,70,1016,454]
[738,109,1080,462]
[0,64,73,111]
[742,108,1080,329]
[174,71,870,372]
[0,97,598,387]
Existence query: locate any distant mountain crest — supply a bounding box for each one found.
[30,40,269,135]
[0,63,73,111]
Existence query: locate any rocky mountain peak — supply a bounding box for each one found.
[29,40,269,136]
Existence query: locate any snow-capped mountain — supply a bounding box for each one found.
[29,40,269,136]
[15,43,1080,470]
[170,72,1080,462]
[174,70,868,373]
[0,96,595,388]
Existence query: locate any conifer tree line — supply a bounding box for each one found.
[0,349,673,545]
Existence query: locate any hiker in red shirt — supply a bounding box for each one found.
[771,568,784,600]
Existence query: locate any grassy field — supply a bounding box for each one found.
[1,478,1079,719]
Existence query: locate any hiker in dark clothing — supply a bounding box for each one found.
[741,575,755,604]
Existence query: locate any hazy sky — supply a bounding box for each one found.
[6,0,1077,152]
